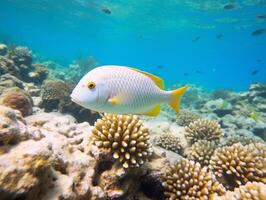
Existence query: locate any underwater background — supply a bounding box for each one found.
[0,0,266,90]
[0,1,266,200]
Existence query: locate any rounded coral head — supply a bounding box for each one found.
[91,113,152,168]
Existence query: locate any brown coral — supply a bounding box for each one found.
[29,64,49,84]
[185,140,216,166]
[0,87,33,117]
[162,159,225,200]
[215,182,266,200]
[92,114,152,168]
[176,110,201,127]
[221,134,265,147]
[40,80,71,112]
[154,133,182,154]
[210,143,266,189]
[185,118,223,144]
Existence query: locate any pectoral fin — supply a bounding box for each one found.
[143,105,160,116]
[108,96,122,105]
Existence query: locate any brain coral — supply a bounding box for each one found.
[185,140,216,166]
[210,143,266,189]
[176,110,201,127]
[92,114,152,168]
[40,80,71,111]
[154,133,182,154]
[162,159,225,200]
[215,182,266,200]
[185,118,223,144]
[0,87,33,117]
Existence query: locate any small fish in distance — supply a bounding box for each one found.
[195,70,201,74]
[251,69,260,75]
[193,36,201,42]
[223,3,237,10]
[101,7,111,14]
[251,29,266,36]
[257,14,266,20]
[216,34,223,39]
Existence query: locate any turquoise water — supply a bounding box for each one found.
[0,0,266,90]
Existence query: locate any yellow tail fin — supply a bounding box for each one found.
[170,85,189,113]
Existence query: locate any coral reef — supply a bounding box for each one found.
[220,134,265,147]
[162,159,225,200]
[40,80,71,112]
[214,181,266,200]
[210,143,266,189]
[0,74,24,94]
[0,140,53,200]
[154,133,183,154]
[185,140,216,166]
[0,105,28,147]
[176,110,201,127]
[92,114,152,168]
[0,87,33,116]
[0,44,7,56]
[29,64,49,84]
[65,56,98,83]
[185,118,223,144]
[211,89,233,100]
[0,42,265,200]
[0,44,50,84]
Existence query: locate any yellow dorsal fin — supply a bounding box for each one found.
[142,104,160,116]
[128,67,164,89]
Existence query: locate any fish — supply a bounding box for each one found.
[70,65,188,116]
[251,29,266,36]
[256,59,262,63]
[101,7,111,14]
[183,73,189,76]
[193,36,201,42]
[223,3,236,10]
[251,69,260,75]
[195,70,201,74]
[257,14,266,20]
[216,34,223,39]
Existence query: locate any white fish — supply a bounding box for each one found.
[71,65,188,116]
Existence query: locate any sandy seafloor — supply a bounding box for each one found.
[0,43,265,200]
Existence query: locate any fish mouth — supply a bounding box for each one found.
[70,92,104,110]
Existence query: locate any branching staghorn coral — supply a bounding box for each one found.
[214,182,266,200]
[185,118,223,144]
[210,143,266,190]
[162,159,225,200]
[185,140,216,166]
[154,133,182,154]
[176,110,201,127]
[92,114,152,168]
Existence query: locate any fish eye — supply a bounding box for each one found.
[87,81,96,89]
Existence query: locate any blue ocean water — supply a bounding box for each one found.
[0,0,265,91]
